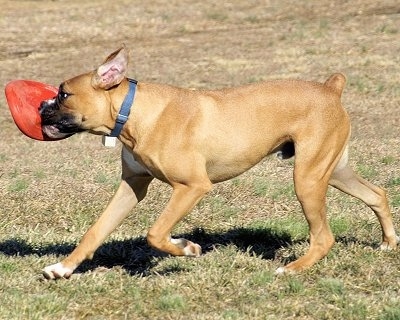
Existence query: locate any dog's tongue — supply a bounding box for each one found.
[4,80,69,141]
[42,125,60,138]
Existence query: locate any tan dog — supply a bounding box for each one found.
[40,46,398,279]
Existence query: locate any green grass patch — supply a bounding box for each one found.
[356,163,378,179]
[206,12,228,21]
[381,155,396,165]
[285,277,304,294]
[0,261,18,273]
[249,270,274,286]
[386,177,400,187]
[202,196,241,219]
[349,76,370,93]
[390,195,400,208]
[252,178,295,200]
[157,291,187,311]
[380,305,400,320]
[318,277,344,295]
[222,310,241,319]
[0,153,7,163]
[33,169,46,179]
[330,216,350,235]
[248,217,308,242]
[94,172,109,184]
[378,24,398,34]
[8,178,29,192]
[244,15,261,24]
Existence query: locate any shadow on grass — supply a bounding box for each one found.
[0,227,293,276]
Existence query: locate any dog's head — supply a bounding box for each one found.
[40,46,130,139]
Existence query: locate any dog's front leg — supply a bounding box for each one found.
[43,175,153,279]
[147,181,212,257]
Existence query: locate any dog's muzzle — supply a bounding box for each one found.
[39,99,81,139]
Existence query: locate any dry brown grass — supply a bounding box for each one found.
[1,0,400,319]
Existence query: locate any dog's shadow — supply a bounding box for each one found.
[0,227,295,276]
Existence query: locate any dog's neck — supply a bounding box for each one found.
[109,78,137,137]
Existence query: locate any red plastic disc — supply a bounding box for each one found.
[5,80,67,141]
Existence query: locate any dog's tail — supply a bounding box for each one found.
[324,73,346,96]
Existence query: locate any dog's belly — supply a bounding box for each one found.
[206,160,262,183]
[204,139,276,183]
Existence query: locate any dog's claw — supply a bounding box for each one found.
[42,263,73,280]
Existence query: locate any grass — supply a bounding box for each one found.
[206,12,228,22]
[381,156,396,165]
[1,0,400,319]
[390,195,400,208]
[8,178,29,192]
[251,177,295,200]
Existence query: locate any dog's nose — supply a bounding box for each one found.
[39,98,58,123]
[39,101,47,115]
[39,98,53,113]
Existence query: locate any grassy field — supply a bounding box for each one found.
[1,0,399,319]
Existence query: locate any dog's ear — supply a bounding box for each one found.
[92,45,129,90]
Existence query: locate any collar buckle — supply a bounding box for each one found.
[115,113,129,125]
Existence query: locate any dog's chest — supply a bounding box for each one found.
[122,146,153,176]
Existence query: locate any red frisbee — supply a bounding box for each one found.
[5,80,66,141]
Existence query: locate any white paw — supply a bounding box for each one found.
[380,235,400,251]
[42,262,73,280]
[171,238,202,257]
[183,242,202,257]
[275,267,286,275]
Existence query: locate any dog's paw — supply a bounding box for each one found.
[275,267,286,275]
[379,235,399,251]
[42,263,73,280]
[183,241,202,257]
[171,238,202,257]
[274,266,297,275]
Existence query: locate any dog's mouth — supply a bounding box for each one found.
[42,121,84,139]
[42,125,72,139]
[40,98,84,139]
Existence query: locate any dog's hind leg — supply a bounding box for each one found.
[277,169,334,273]
[328,149,399,250]
[276,134,348,273]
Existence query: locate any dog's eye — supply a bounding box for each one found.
[58,91,70,101]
